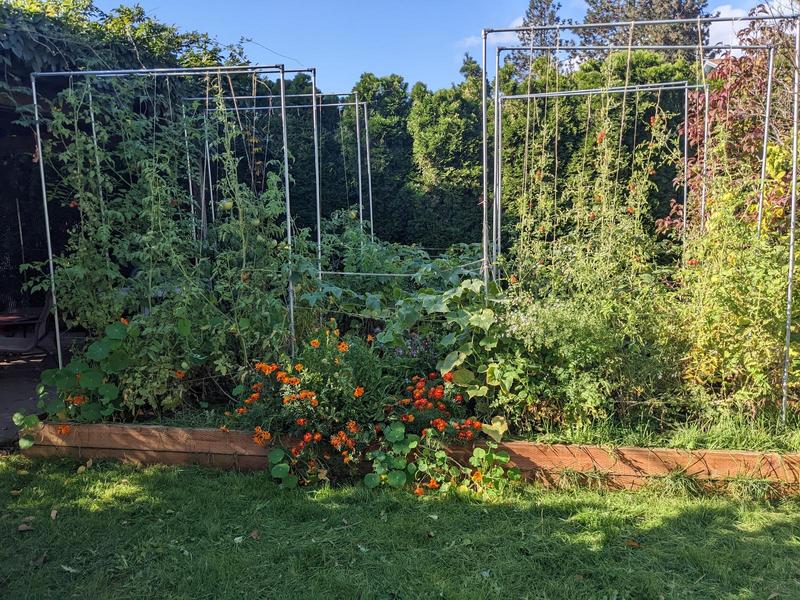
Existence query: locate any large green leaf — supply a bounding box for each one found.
[386,470,406,488]
[105,322,127,340]
[103,350,130,374]
[384,422,405,443]
[363,473,381,489]
[86,339,111,361]
[80,369,104,390]
[271,463,290,479]
[437,351,466,374]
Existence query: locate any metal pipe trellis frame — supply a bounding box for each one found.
[208,99,376,244]
[495,81,705,263]
[30,64,305,366]
[495,43,776,239]
[483,14,800,423]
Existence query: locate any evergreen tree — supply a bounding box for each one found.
[514,0,566,71]
[579,0,713,48]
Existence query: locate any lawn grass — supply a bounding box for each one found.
[2,455,800,599]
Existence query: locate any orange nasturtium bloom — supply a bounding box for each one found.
[366,334,375,343]
[337,341,349,353]
[56,424,72,435]
[353,386,365,398]
[310,339,321,348]
[119,317,129,326]
[175,370,186,380]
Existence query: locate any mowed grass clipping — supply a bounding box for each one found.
[2,455,800,599]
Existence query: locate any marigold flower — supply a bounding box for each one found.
[442,372,453,382]
[366,334,375,343]
[429,372,438,380]
[414,487,424,496]
[294,363,304,372]
[303,432,313,443]
[56,424,72,435]
[252,382,264,393]
[347,420,359,434]
[296,418,307,426]
[310,398,319,407]
[337,341,349,353]
[175,370,186,380]
[431,418,447,432]
[235,407,248,415]
[313,432,323,442]
[252,426,271,446]
[310,339,320,348]
[471,470,483,482]
[291,447,302,457]
[454,394,463,403]
[244,392,260,405]
[401,414,414,423]
[353,386,365,398]
[426,478,440,490]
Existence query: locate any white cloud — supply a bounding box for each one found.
[708,4,749,47]
[456,16,525,49]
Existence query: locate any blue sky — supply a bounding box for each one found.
[94,0,760,92]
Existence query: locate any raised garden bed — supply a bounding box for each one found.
[22,422,800,489]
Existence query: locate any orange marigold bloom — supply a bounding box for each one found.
[414,487,424,496]
[347,420,359,434]
[286,376,301,386]
[294,363,304,372]
[337,341,349,353]
[442,371,453,382]
[401,414,414,423]
[310,398,319,407]
[296,418,307,426]
[313,432,323,442]
[56,424,72,435]
[244,392,260,405]
[251,382,264,393]
[303,432,313,443]
[310,339,321,348]
[252,426,271,446]
[175,370,186,380]
[353,386,365,398]
[471,470,483,482]
[366,334,375,343]
[235,407,248,415]
[426,478,440,490]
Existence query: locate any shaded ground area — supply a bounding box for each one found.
[1,455,799,599]
[0,353,55,446]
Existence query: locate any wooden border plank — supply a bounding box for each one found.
[21,423,800,486]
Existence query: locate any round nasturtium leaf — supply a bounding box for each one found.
[268,449,284,464]
[103,350,130,373]
[364,473,381,489]
[281,475,298,489]
[79,369,104,390]
[271,463,290,479]
[384,422,405,443]
[386,470,406,488]
[86,339,111,361]
[105,322,128,340]
[98,382,119,402]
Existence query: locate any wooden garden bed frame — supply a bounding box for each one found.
[22,422,800,489]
